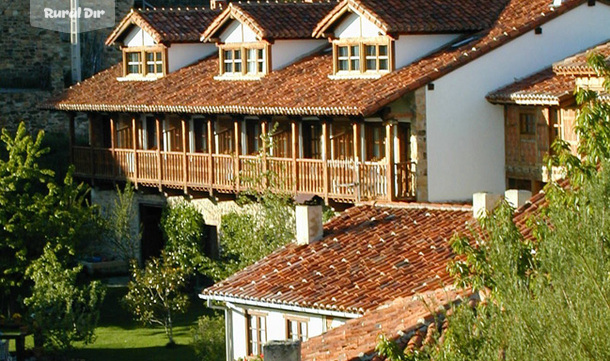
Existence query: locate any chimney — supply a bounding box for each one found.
[210,0,228,9]
[472,192,503,218]
[504,189,532,209]
[264,340,301,361]
[295,204,323,246]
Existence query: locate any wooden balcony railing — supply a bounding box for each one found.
[73,146,416,202]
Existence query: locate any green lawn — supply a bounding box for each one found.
[64,286,211,361]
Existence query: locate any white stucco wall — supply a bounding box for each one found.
[424,2,610,202]
[227,304,348,360]
[335,11,384,38]
[167,43,217,73]
[124,26,156,47]
[220,20,259,43]
[271,39,327,70]
[394,34,462,69]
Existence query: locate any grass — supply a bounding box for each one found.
[63,286,211,361]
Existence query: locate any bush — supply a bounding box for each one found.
[193,313,226,361]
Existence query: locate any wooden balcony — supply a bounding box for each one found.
[72,146,416,202]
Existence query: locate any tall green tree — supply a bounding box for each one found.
[0,122,103,315]
[378,52,610,361]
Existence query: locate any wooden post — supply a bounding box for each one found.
[207,117,214,196]
[385,121,395,202]
[352,120,360,201]
[69,112,76,164]
[182,118,188,193]
[261,119,268,189]
[234,119,240,192]
[110,117,116,178]
[156,117,162,191]
[291,119,298,195]
[322,119,329,202]
[131,116,139,188]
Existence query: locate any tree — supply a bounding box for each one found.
[377,52,610,361]
[105,182,141,262]
[161,200,207,274]
[24,244,106,350]
[124,252,190,345]
[0,122,104,316]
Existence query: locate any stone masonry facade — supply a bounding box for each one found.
[0,1,133,135]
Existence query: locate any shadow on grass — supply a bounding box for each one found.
[66,344,198,361]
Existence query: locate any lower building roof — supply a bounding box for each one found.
[201,203,473,315]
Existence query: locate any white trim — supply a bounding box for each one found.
[200,294,362,319]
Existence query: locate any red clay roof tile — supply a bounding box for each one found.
[202,1,336,41]
[47,0,593,116]
[106,7,221,45]
[202,203,473,314]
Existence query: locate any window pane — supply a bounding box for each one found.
[350,45,359,56]
[379,45,388,56]
[224,62,232,73]
[224,50,232,60]
[366,59,376,71]
[350,59,359,71]
[156,63,163,73]
[379,59,389,70]
[338,59,348,71]
[235,62,242,73]
[234,50,241,60]
[258,49,264,59]
[258,61,264,73]
[338,46,348,57]
[365,45,376,56]
[146,52,154,61]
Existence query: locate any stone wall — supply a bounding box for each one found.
[412,87,428,202]
[0,1,133,135]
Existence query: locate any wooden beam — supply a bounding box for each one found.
[385,121,395,202]
[322,119,329,202]
[261,119,268,189]
[234,119,240,192]
[110,116,116,178]
[291,119,298,195]
[207,117,214,196]
[182,118,188,193]
[132,116,139,188]
[156,117,162,191]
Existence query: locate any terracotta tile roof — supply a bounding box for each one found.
[48,0,593,116]
[201,203,473,314]
[553,41,610,76]
[486,68,578,105]
[312,0,508,37]
[301,287,469,361]
[106,7,220,45]
[201,1,337,41]
[487,41,610,105]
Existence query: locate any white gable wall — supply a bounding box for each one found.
[335,11,384,38]
[227,304,348,361]
[167,43,216,73]
[271,39,327,70]
[394,34,462,69]
[124,26,156,47]
[424,2,610,202]
[220,20,259,43]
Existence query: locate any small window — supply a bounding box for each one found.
[337,45,359,72]
[519,113,536,136]
[334,40,391,75]
[247,313,267,356]
[126,52,142,75]
[146,52,163,75]
[220,46,266,77]
[286,318,308,341]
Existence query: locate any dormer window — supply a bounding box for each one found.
[122,47,167,79]
[217,44,268,79]
[332,39,392,77]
